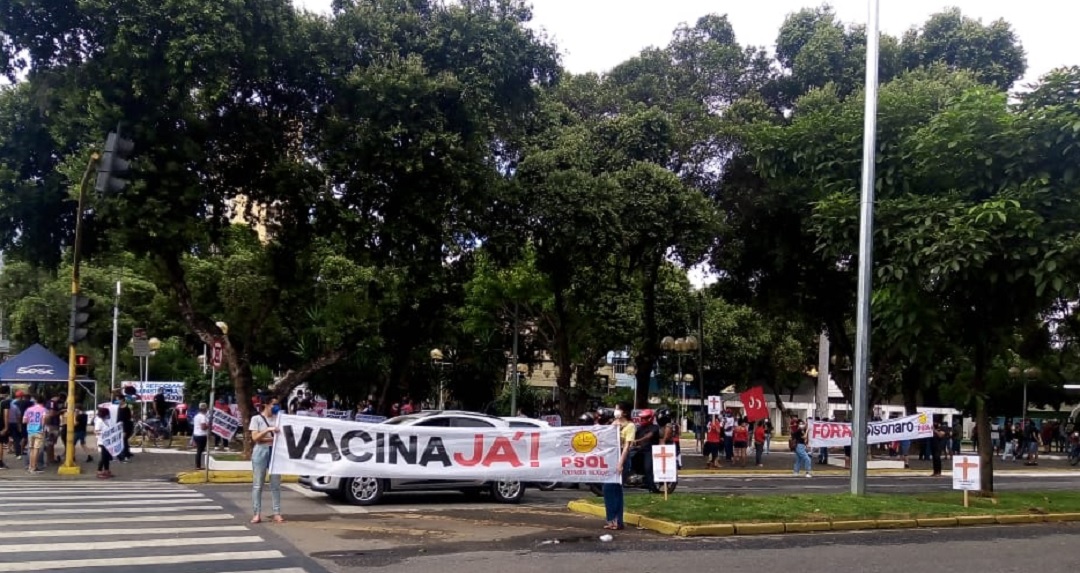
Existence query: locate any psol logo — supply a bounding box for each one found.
[570,431,598,454]
[15,365,54,375]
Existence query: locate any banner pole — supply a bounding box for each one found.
[206,366,215,483]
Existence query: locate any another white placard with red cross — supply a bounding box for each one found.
[706,395,723,416]
[651,444,678,483]
[952,455,981,491]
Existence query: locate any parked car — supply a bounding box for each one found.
[300,410,527,506]
[500,417,559,491]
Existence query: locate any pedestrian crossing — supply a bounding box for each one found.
[0,480,320,573]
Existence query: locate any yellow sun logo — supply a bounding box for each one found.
[571,431,598,454]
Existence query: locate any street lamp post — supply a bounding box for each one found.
[661,335,699,431]
[430,349,448,410]
[626,365,638,407]
[1009,366,1039,424]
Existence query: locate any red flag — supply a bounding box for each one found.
[740,386,769,422]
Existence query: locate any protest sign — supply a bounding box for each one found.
[123,381,184,403]
[355,414,387,424]
[540,414,562,427]
[807,413,933,447]
[211,409,240,441]
[269,414,620,483]
[100,423,125,458]
[324,409,352,420]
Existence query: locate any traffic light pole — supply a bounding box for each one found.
[58,152,100,476]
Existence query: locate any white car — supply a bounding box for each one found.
[300,410,526,506]
[500,417,561,492]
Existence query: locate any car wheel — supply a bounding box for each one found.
[490,480,524,503]
[343,477,385,506]
[537,481,559,492]
[587,483,603,496]
[650,480,677,494]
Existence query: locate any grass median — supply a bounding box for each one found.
[584,491,1080,524]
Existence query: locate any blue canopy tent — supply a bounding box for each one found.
[0,343,97,399]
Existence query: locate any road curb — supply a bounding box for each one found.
[175,470,301,484]
[565,501,1080,537]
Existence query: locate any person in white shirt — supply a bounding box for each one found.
[93,406,114,479]
[249,397,284,523]
[192,403,209,469]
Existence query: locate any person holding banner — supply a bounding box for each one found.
[249,397,285,524]
[603,402,634,531]
[94,406,114,479]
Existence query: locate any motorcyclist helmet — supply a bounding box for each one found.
[578,412,596,425]
[596,408,615,425]
[638,408,655,424]
[655,408,672,427]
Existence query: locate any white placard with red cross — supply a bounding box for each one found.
[651,444,678,483]
[707,395,723,416]
[952,455,981,491]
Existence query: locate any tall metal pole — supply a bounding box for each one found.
[59,152,99,476]
[110,281,120,393]
[510,303,519,416]
[851,0,881,496]
[698,292,706,451]
[206,367,215,482]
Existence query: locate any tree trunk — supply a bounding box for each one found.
[635,257,662,409]
[901,363,920,415]
[551,286,574,416]
[223,341,255,459]
[971,334,994,494]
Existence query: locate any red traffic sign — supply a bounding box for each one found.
[211,340,224,369]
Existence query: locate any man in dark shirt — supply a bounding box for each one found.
[153,388,169,430]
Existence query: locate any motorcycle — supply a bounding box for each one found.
[588,449,677,495]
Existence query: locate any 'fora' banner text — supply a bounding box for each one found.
[268,414,621,483]
[807,413,934,447]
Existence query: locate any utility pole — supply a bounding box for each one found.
[510,303,519,416]
[851,0,881,496]
[110,281,121,392]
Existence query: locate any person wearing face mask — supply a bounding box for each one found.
[602,402,634,530]
[249,397,285,524]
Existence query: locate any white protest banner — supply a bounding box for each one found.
[355,414,387,424]
[651,444,678,483]
[123,381,184,403]
[952,455,981,491]
[807,413,933,447]
[268,414,621,483]
[324,409,351,420]
[211,409,240,441]
[100,423,125,458]
[706,395,723,416]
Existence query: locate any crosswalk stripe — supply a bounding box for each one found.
[1,525,249,538]
[0,535,264,554]
[6,493,205,502]
[2,513,234,527]
[0,498,208,511]
[0,504,223,516]
[216,569,308,573]
[0,550,285,572]
[0,497,209,508]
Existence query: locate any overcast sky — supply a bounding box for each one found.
[293,0,1074,87]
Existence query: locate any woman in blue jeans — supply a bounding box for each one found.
[249,398,284,523]
[603,402,635,530]
[792,424,812,477]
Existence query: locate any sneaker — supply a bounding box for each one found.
[806,473,813,478]
[30,469,43,474]
[86,455,93,463]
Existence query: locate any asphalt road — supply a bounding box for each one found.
[194,471,1080,572]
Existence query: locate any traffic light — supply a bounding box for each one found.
[94,128,135,194]
[74,354,90,378]
[68,294,93,344]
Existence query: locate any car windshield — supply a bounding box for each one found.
[382,413,434,425]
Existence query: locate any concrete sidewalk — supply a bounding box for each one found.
[0,439,211,481]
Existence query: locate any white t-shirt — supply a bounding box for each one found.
[249,413,278,446]
[192,412,209,437]
[93,416,111,435]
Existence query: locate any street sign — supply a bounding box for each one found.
[651,444,678,483]
[211,340,223,370]
[132,327,150,357]
[952,455,981,491]
[707,395,723,416]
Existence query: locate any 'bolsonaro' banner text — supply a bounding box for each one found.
[808,413,934,447]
